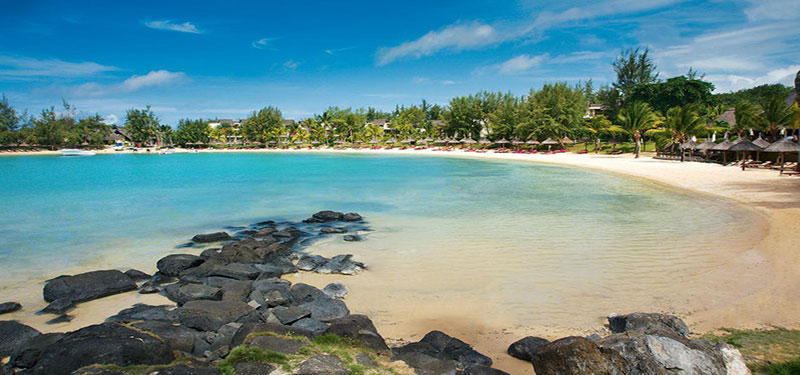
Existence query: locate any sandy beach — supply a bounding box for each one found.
[2,147,798,374]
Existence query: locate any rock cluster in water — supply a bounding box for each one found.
[0,210,751,375]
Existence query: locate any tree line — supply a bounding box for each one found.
[2,48,798,154]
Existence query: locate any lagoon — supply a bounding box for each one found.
[0,152,766,336]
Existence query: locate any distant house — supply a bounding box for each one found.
[208,119,234,129]
[367,118,392,132]
[103,126,133,144]
[715,108,736,127]
[282,119,296,127]
[584,104,603,119]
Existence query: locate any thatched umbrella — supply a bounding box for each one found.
[541,137,558,151]
[526,139,540,145]
[434,138,447,144]
[460,137,476,144]
[764,138,800,173]
[311,140,321,145]
[710,139,734,163]
[387,138,398,144]
[696,139,716,151]
[561,136,574,145]
[400,138,413,144]
[753,135,771,148]
[334,139,346,145]
[680,140,700,149]
[729,139,764,169]
[447,138,460,145]
[495,138,510,146]
[369,138,380,144]
[479,138,491,144]
[294,139,303,145]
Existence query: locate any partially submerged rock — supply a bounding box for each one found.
[192,232,231,243]
[42,270,137,304]
[507,336,550,361]
[0,302,22,315]
[157,254,205,277]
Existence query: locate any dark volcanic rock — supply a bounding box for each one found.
[178,300,255,331]
[289,283,326,304]
[294,355,349,375]
[507,336,550,361]
[322,283,348,298]
[124,269,151,281]
[157,364,221,375]
[139,281,159,294]
[43,270,137,303]
[233,362,276,375]
[271,306,311,325]
[45,314,73,324]
[343,234,361,242]
[342,212,363,221]
[530,336,627,375]
[316,254,365,275]
[296,254,327,271]
[208,263,260,280]
[325,315,389,352]
[392,351,457,375]
[192,232,231,243]
[106,304,179,323]
[130,320,202,353]
[221,280,253,302]
[395,331,492,372]
[249,335,309,354]
[299,297,349,322]
[608,312,690,337]
[291,318,328,336]
[465,365,511,375]
[199,248,221,260]
[304,210,344,223]
[10,332,64,368]
[164,283,223,305]
[215,238,289,264]
[599,331,727,375]
[0,302,22,315]
[230,322,313,347]
[41,297,75,315]
[0,321,40,357]
[320,227,347,234]
[28,323,174,375]
[157,254,205,277]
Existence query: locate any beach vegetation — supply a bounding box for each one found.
[241,106,283,144]
[125,106,160,145]
[175,118,211,145]
[703,328,800,375]
[618,101,661,158]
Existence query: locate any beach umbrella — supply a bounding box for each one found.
[434,138,447,144]
[729,139,764,169]
[696,139,717,151]
[479,138,492,144]
[680,140,700,149]
[511,138,524,145]
[387,138,398,143]
[561,136,575,145]
[711,139,735,163]
[447,138,460,144]
[764,138,800,173]
[294,139,303,145]
[495,138,510,145]
[541,138,558,145]
[400,138,413,144]
[354,139,362,143]
[423,137,433,142]
[460,137,476,144]
[311,140,320,145]
[753,135,771,149]
[369,138,380,144]
[334,139,346,144]
[526,139,540,145]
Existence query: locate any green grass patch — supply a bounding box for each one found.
[703,328,800,375]
[216,346,290,375]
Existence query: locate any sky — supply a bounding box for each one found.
[0,0,798,126]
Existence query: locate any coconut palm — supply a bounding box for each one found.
[647,105,704,144]
[364,123,383,140]
[618,101,661,158]
[732,101,761,136]
[759,97,800,139]
[585,114,624,153]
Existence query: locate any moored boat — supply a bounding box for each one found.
[59,149,96,156]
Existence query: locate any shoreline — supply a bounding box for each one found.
[2,147,798,374]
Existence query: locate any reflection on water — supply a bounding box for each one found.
[0,153,767,333]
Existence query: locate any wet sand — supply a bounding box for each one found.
[3,148,798,374]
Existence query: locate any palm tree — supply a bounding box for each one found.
[759,97,800,139]
[648,105,704,144]
[585,115,624,153]
[732,101,761,137]
[618,102,660,158]
[364,123,383,140]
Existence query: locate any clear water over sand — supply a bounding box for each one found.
[0,153,767,334]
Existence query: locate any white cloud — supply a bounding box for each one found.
[102,114,118,125]
[252,38,276,50]
[743,0,800,21]
[442,80,457,85]
[144,20,202,34]
[708,65,800,93]
[0,55,117,78]
[121,70,187,91]
[498,54,548,75]
[376,22,500,66]
[283,60,300,70]
[412,77,430,84]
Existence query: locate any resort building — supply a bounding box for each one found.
[368,118,392,132]
[584,104,603,119]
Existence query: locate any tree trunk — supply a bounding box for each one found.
[634,133,641,158]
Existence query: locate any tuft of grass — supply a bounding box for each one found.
[348,363,370,375]
[703,328,800,375]
[216,346,290,375]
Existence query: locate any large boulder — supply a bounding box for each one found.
[43,270,137,303]
[233,362,276,375]
[342,213,363,221]
[27,323,174,375]
[178,300,255,331]
[296,255,327,271]
[530,336,627,375]
[294,355,349,375]
[315,254,365,275]
[157,254,205,277]
[156,364,221,375]
[392,350,457,375]
[230,322,313,347]
[608,312,690,337]
[124,269,151,282]
[271,306,311,325]
[192,232,231,243]
[0,302,22,315]
[289,283,326,304]
[299,297,349,322]
[214,238,289,264]
[304,211,345,223]
[163,283,223,305]
[130,320,203,353]
[249,335,309,355]
[0,321,40,358]
[292,318,328,336]
[106,304,179,323]
[10,332,64,368]
[507,336,550,361]
[322,283,348,299]
[325,314,389,352]
[599,331,728,375]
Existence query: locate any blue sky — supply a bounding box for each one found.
[1,0,798,125]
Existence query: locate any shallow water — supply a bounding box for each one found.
[0,153,767,336]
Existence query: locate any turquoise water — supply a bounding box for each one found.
[0,152,764,329]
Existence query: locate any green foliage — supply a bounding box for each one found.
[217,346,289,375]
[125,106,160,144]
[628,76,715,114]
[444,91,501,138]
[175,119,211,145]
[714,84,793,107]
[241,106,283,144]
[530,82,587,137]
[703,328,800,375]
[753,358,800,375]
[760,97,800,136]
[733,101,762,135]
[487,92,521,140]
[613,47,659,97]
[618,101,661,157]
[596,85,623,121]
[0,95,22,145]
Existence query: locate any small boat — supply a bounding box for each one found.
[159,147,175,155]
[112,142,125,151]
[59,149,96,156]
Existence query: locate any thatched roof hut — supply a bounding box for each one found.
[511,139,524,145]
[561,136,575,144]
[494,138,510,144]
[711,140,734,151]
[526,139,540,145]
[696,139,717,150]
[729,139,763,152]
[541,138,558,145]
[753,135,771,148]
[460,137,476,144]
[680,140,700,149]
[715,109,736,127]
[479,138,492,144]
[764,138,800,153]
